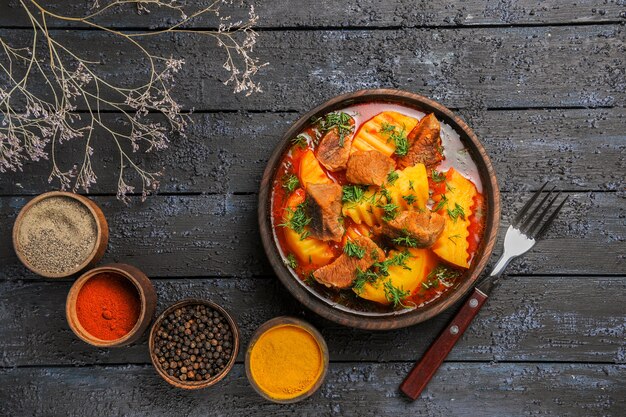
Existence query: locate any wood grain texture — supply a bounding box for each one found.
[1,191,622,279]
[0,25,623,112]
[1,276,624,367]
[0,108,623,196]
[1,363,624,416]
[1,0,624,28]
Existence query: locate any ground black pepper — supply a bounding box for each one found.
[153,304,234,382]
[18,196,97,275]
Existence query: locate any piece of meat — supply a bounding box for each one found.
[316,121,355,172]
[380,210,445,248]
[313,235,384,289]
[346,150,395,186]
[306,183,344,242]
[398,113,443,170]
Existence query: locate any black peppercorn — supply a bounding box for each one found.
[153,303,235,384]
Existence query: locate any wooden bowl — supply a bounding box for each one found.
[66,263,157,347]
[245,316,329,404]
[258,89,501,330]
[12,191,109,278]
[148,299,240,390]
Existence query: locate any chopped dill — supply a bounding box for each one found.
[282,174,300,193]
[384,280,411,308]
[433,194,448,212]
[431,169,446,183]
[352,268,378,294]
[447,203,466,222]
[342,185,367,204]
[408,180,415,190]
[392,233,419,248]
[291,133,308,149]
[402,194,417,205]
[379,202,399,222]
[279,202,311,239]
[284,253,298,269]
[315,112,354,147]
[422,265,462,289]
[379,123,409,156]
[344,239,366,259]
[387,170,399,185]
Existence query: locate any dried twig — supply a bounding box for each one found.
[0,0,266,202]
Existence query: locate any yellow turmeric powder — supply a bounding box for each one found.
[248,324,323,400]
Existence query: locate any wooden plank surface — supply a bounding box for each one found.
[1,107,624,196]
[1,24,624,112]
[1,276,624,367]
[1,1,625,415]
[2,0,624,28]
[1,191,623,279]
[1,363,624,416]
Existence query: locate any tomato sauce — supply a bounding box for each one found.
[271,102,486,314]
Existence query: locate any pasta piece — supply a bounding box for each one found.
[431,168,478,268]
[351,111,419,157]
[282,190,335,266]
[298,149,331,189]
[386,163,429,211]
[355,249,438,305]
[342,188,386,227]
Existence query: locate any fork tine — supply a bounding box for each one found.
[534,195,569,239]
[512,182,548,228]
[521,186,556,233]
[526,192,561,237]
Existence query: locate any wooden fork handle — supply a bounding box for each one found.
[400,287,489,400]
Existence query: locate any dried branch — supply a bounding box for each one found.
[0,0,266,202]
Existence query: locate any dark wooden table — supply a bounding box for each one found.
[1,1,625,416]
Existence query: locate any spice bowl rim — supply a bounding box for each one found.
[66,263,157,348]
[148,298,240,390]
[12,190,109,278]
[245,316,329,404]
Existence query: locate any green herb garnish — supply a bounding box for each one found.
[342,185,366,204]
[431,169,446,183]
[344,239,366,259]
[447,203,466,222]
[408,180,415,190]
[316,112,354,147]
[282,174,300,193]
[379,123,409,156]
[374,251,412,277]
[285,253,298,269]
[422,265,462,289]
[279,202,311,239]
[352,268,379,294]
[433,194,448,212]
[402,194,417,205]
[387,170,399,185]
[379,202,399,222]
[384,280,411,308]
[447,234,462,245]
[379,122,395,134]
[291,133,308,149]
[392,232,419,248]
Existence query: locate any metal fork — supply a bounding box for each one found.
[400,182,568,400]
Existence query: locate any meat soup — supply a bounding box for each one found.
[271,102,486,313]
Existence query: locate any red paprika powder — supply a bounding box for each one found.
[76,273,141,340]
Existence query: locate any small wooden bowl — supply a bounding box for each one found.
[12,191,109,278]
[66,263,157,347]
[148,299,240,390]
[258,89,501,330]
[245,316,329,404]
